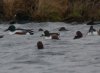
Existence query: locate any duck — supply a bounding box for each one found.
[87,25,97,35]
[42,30,60,40]
[37,41,44,49]
[88,31,98,36]
[38,28,44,31]
[59,27,68,31]
[74,31,83,39]
[5,25,34,35]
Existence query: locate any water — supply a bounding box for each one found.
[0,22,100,73]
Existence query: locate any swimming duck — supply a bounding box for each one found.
[74,31,83,39]
[38,28,44,31]
[87,25,97,35]
[42,30,60,40]
[37,41,44,49]
[59,27,68,31]
[5,25,34,35]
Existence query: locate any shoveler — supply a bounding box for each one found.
[5,25,34,35]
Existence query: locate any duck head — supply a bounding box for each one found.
[44,30,50,37]
[5,25,16,32]
[74,31,83,39]
[37,41,44,49]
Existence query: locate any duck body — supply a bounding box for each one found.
[5,25,34,35]
[88,31,98,36]
[43,30,60,40]
[8,29,33,35]
[51,34,59,40]
[59,27,68,31]
[88,25,97,36]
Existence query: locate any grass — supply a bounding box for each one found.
[2,0,100,22]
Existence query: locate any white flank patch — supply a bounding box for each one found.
[8,31,15,35]
[44,36,52,39]
[88,31,98,36]
[26,32,30,35]
[8,30,23,35]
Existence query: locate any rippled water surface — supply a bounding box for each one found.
[0,22,100,73]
